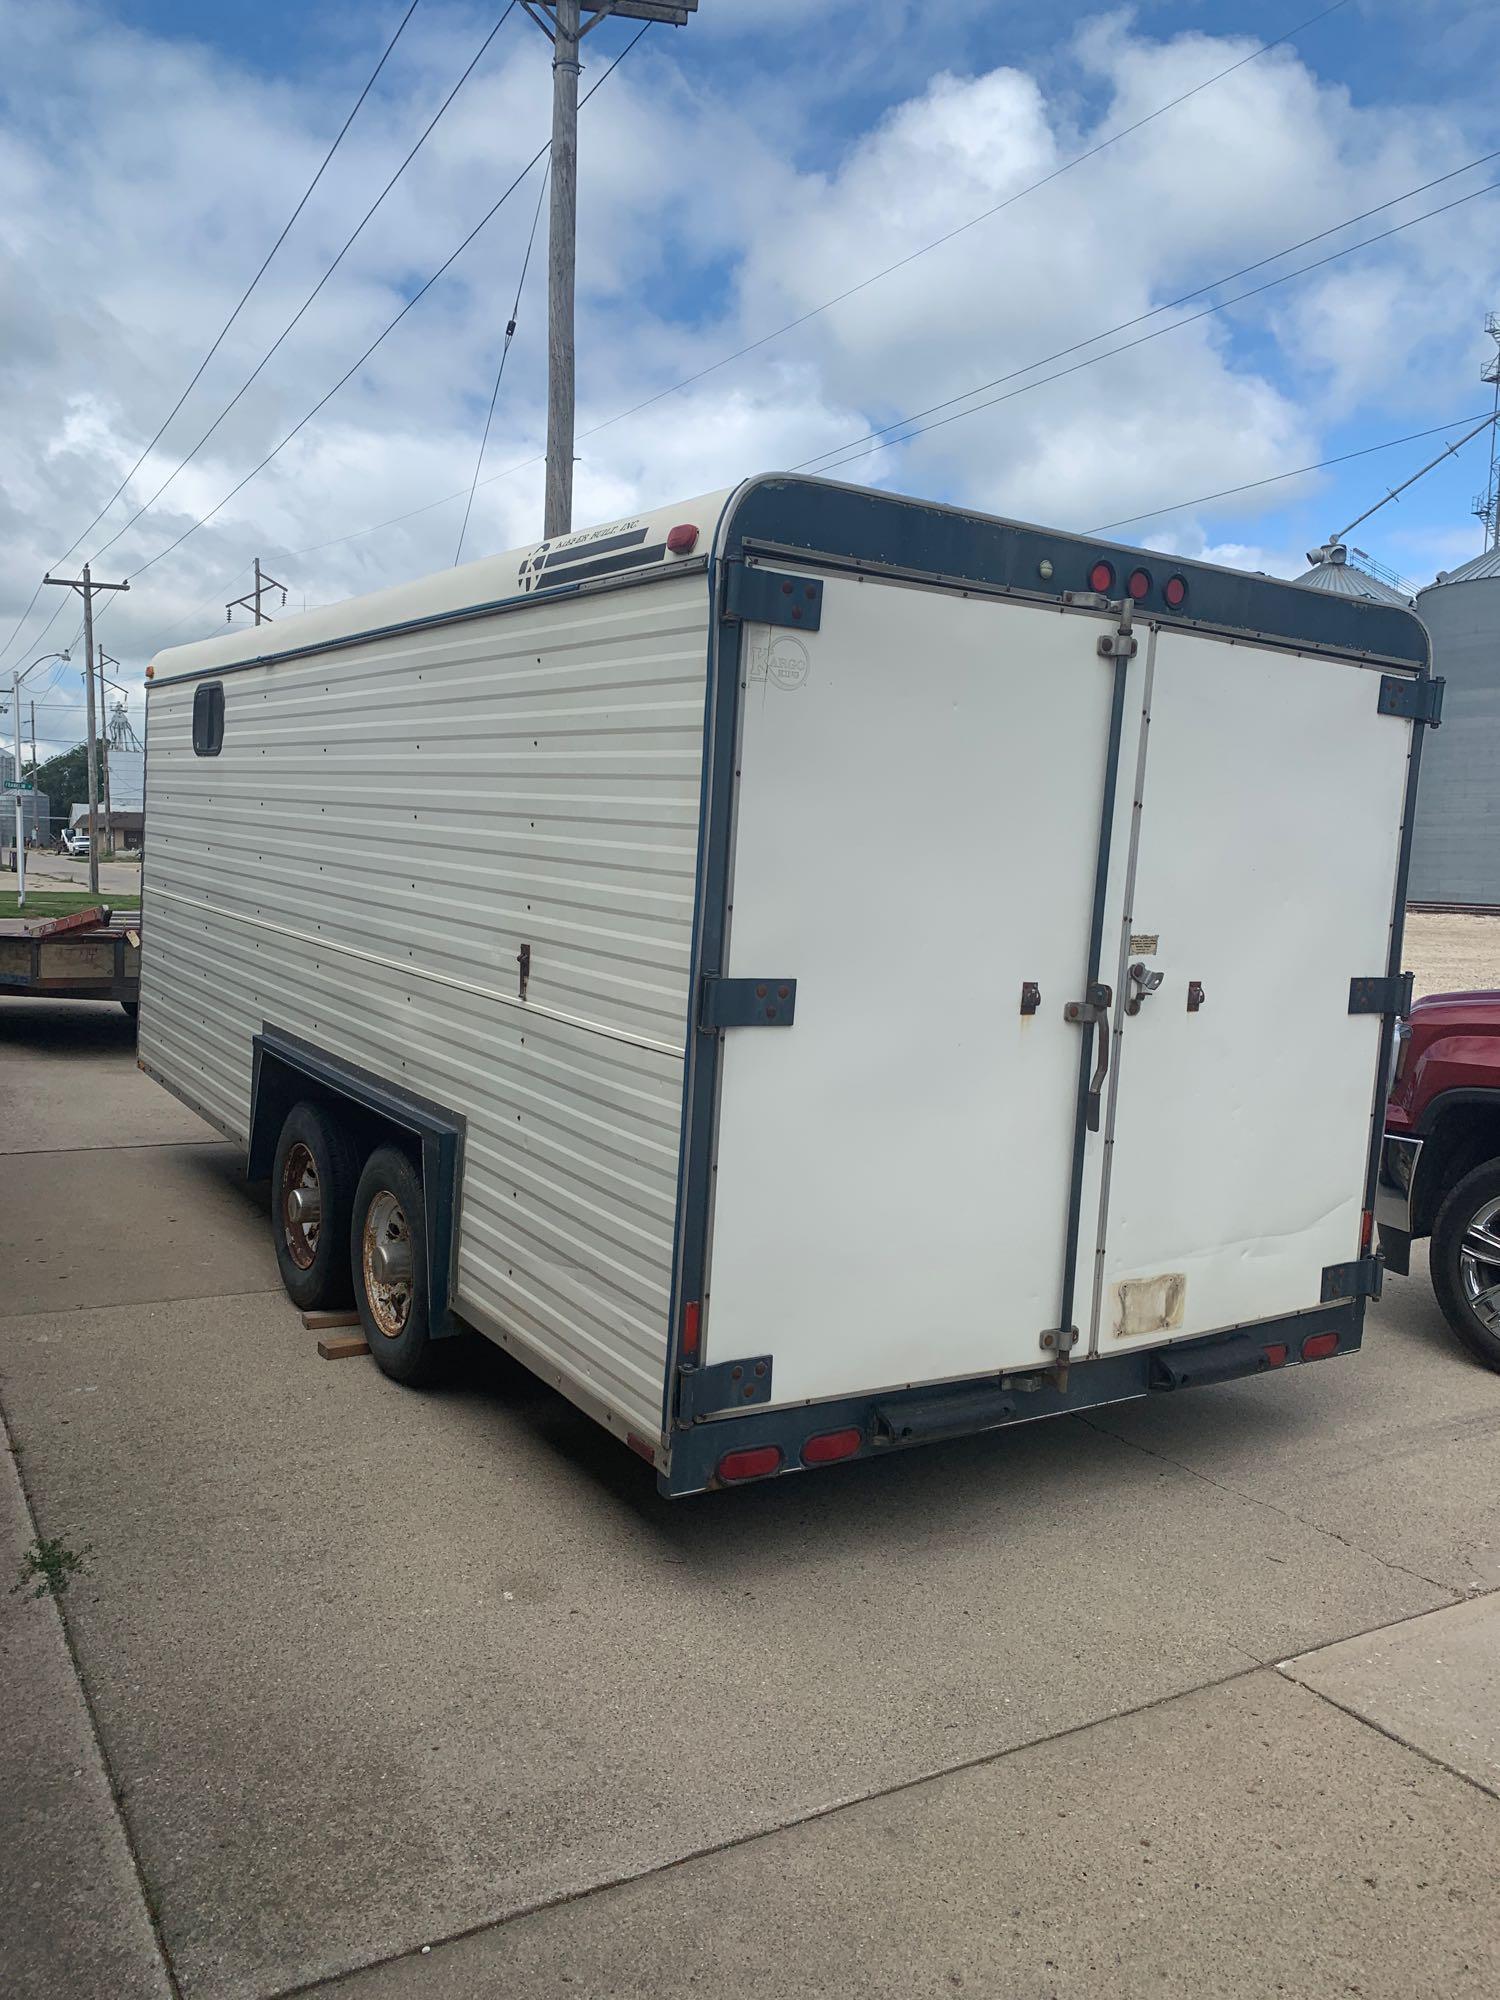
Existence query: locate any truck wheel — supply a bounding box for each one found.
[352,1146,438,1386]
[272,1102,359,1311]
[1430,1160,1500,1373]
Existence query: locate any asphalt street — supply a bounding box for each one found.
[3,992,1499,1999]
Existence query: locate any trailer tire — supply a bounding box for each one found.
[272,1102,359,1311]
[1430,1157,1500,1373]
[120,1000,139,1021]
[352,1145,438,1386]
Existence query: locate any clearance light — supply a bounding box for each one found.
[1127,567,1153,601]
[1163,574,1189,610]
[1360,1208,1375,1255]
[1302,1331,1340,1362]
[1088,559,1116,594]
[681,1299,701,1359]
[1263,1344,1288,1369]
[802,1427,863,1465]
[666,523,700,554]
[718,1445,782,1483]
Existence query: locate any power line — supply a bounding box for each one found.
[0,0,421,678]
[456,164,550,565]
[546,0,1358,457]
[808,175,1500,476]
[123,20,650,590]
[227,0,1370,559]
[1089,413,1498,535]
[90,3,521,567]
[794,149,1500,473]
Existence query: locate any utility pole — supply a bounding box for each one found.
[1475,313,1500,554]
[43,563,129,897]
[98,647,119,856]
[522,1,697,537]
[227,557,288,626]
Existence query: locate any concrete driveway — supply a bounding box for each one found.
[4,994,1500,1999]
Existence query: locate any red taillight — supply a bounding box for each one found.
[681,1299,700,1359]
[1163,574,1188,609]
[1263,1343,1288,1368]
[718,1445,782,1483]
[1088,559,1116,594]
[1302,1331,1340,1362]
[1360,1208,1375,1256]
[666,522,699,554]
[802,1427,862,1466]
[1126,567,1152,601]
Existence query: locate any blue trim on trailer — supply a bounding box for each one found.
[663,1300,1364,1496]
[659,473,1436,1494]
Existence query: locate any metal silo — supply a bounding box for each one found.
[1409,546,1500,907]
[1293,541,1413,605]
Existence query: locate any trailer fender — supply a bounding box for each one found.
[249,1027,466,1336]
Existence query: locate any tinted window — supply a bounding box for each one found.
[192,682,224,757]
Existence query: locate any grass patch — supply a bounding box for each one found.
[12,1535,94,1601]
[0,889,141,920]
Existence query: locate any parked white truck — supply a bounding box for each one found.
[138,475,1440,1494]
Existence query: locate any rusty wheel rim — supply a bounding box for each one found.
[362,1190,413,1340]
[279,1142,320,1271]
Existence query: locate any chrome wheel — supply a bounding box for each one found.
[1459,1195,1500,1333]
[361,1189,413,1339]
[279,1142,320,1271]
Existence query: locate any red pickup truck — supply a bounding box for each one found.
[1379,991,1500,1370]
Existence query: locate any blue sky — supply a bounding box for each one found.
[3,0,1498,749]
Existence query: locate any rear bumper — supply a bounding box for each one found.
[662,1299,1363,1496]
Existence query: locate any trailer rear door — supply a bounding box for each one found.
[1085,628,1408,1352]
[701,573,1120,1407]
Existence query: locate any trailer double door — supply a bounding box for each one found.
[698,569,1409,1407]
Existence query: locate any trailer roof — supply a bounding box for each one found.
[147,489,735,683]
[149,473,1430,685]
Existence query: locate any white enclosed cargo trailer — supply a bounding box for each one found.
[139,475,1440,1494]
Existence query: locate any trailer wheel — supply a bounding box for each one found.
[1430,1159,1500,1373]
[272,1102,359,1311]
[120,1000,139,1021]
[352,1146,438,1386]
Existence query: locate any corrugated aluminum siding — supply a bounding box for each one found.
[139,573,710,1438]
[1407,575,1500,905]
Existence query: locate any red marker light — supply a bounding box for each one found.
[681,1299,701,1358]
[718,1445,782,1483]
[1127,568,1152,601]
[802,1427,863,1465]
[1088,559,1116,594]
[1163,574,1188,609]
[1302,1331,1340,1362]
[666,523,699,554]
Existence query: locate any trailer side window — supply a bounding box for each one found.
[192,682,224,757]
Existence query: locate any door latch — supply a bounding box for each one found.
[1125,961,1164,1016]
[1064,982,1113,1132]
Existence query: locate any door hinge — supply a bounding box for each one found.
[677,1354,774,1422]
[1097,599,1138,658]
[1378,674,1444,726]
[1321,1255,1383,1304]
[1348,971,1413,1017]
[722,563,823,631]
[700,975,797,1029]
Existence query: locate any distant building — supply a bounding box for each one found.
[1293,541,1413,605]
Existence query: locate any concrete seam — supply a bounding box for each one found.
[1077,1411,1465,1600]
[0,1286,286,1327]
[0,1384,184,2000]
[2,1138,220,1157]
[1276,1671,1500,1805]
[266,1659,1272,2000]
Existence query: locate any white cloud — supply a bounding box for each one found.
[1,0,1495,754]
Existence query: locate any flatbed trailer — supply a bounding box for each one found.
[0,906,142,1012]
